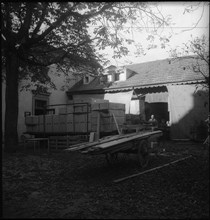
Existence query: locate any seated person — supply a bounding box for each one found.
[148,115,158,130]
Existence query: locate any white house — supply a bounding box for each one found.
[2,64,78,141]
[67,57,209,140]
[2,56,209,141]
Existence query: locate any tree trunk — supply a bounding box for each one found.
[4,50,19,153]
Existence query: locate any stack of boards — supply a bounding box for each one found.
[25,99,125,134]
[65,130,163,155]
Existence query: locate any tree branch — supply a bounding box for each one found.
[31,3,49,38]
[27,2,114,46]
[18,3,35,41]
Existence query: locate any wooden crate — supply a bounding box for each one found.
[91,102,125,111]
[74,114,90,123]
[90,98,109,104]
[109,109,125,117]
[26,125,33,133]
[45,115,53,132]
[91,102,109,111]
[37,115,44,132]
[58,107,67,115]
[109,103,125,110]
[59,106,74,114]
[66,123,74,132]
[52,115,67,133]
[74,122,91,133]
[67,114,73,122]
[67,105,74,114]
[74,104,90,113]
[67,114,74,132]
[25,116,39,125]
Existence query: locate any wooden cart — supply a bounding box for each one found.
[65,130,163,167]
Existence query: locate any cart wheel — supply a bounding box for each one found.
[138,140,149,168]
[105,153,118,164]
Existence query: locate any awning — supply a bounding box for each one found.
[145,92,168,103]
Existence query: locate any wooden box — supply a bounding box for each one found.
[91,102,109,111]
[45,115,53,132]
[52,115,67,133]
[59,107,67,115]
[25,116,39,125]
[74,122,91,133]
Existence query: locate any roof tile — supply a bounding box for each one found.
[68,57,208,93]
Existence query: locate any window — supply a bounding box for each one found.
[34,99,48,115]
[114,73,120,81]
[84,76,89,84]
[32,90,50,115]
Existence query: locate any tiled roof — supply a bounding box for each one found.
[67,57,207,93]
[67,77,107,93]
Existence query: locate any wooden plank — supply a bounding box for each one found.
[82,141,133,155]
[65,133,137,151]
[112,113,122,135]
[114,155,193,183]
[92,130,162,150]
[66,130,162,152]
[89,132,95,142]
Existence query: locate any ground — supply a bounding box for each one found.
[2,140,209,219]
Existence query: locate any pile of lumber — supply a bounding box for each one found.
[65,130,163,155]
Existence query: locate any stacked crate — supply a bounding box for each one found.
[70,103,90,133]
[25,116,39,133]
[90,102,125,132]
[25,100,125,134]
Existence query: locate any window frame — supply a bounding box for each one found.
[32,94,49,115]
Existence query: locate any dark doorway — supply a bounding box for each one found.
[145,102,169,123]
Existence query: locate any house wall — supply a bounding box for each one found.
[71,90,134,114]
[2,64,76,142]
[104,91,133,114]
[72,94,105,103]
[130,99,140,115]
[167,84,209,140]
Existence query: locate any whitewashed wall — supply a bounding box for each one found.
[2,64,76,141]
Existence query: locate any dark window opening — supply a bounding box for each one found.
[145,102,169,123]
[34,99,47,115]
[84,76,89,84]
[114,73,120,81]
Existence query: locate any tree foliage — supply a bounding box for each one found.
[169,35,209,88]
[1,2,171,152]
[1,2,171,89]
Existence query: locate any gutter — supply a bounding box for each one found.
[66,89,105,95]
[66,79,206,94]
[104,79,205,92]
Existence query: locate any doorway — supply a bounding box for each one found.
[145,102,169,123]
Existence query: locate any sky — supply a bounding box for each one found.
[92,2,209,67]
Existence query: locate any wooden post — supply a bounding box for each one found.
[95,111,101,141]
[112,113,122,135]
[89,132,95,142]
